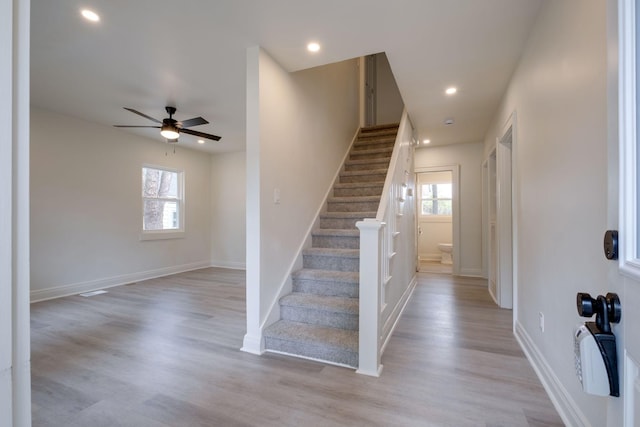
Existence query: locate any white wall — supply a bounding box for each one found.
[376,53,404,125]
[30,108,213,301]
[415,142,484,275]
[483,1,608,425]
[210,151,246,269]
[244,48,359,353]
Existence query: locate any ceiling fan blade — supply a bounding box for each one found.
[181,128,221,141]
[113,125,161,128]
[179,116,209,128]
[123,107,162,124]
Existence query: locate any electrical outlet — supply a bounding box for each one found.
[539,312,545,332]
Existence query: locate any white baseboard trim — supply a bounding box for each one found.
[514,321,589,427]
[210,260,246,270]
[30,261,212,303]
[458,267,483,277]
[381,273,418,354]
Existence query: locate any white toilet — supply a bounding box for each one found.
[437,243,453,265]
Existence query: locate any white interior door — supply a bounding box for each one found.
[614,1,640,424]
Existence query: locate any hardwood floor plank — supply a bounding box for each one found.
[31,268,563,426]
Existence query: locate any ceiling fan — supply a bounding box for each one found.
[114,106,221,142]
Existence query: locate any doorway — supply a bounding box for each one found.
[484,115,515,310]
[416,166,460,274]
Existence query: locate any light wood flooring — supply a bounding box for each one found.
[419,260,453,274]
[31,268,563,426]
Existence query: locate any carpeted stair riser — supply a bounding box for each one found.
[349,147,394,161]
[344,158,391,172]
[292,270,359,298]
[333,183,384,197]
[319,212,376,229]
[352,139,395,152]
[263,321,358,367]
[359,123,399,135]
[280,294,358,330]
[339,170,387,184]
[302,251,359,272]
[312,234,359,249]
[327,197,380,212]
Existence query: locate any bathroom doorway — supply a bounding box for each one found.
[416,166,460,274]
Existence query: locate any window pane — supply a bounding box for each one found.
[437,183,452,199]
[142,167,178,199]
[143,200,179,230]
[437,200,452,215]
[421,200,434,215]
[421,184,434,199]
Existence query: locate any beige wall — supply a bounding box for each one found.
[483,1,609,424]
[376,53,404,125]
[30,108,213,300]
[210,151,246,269]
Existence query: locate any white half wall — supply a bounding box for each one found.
[483,1,609,425]
[244,47,359,353]
[415,142,484,276]
[211,151,246,269]
[30,108,213,301]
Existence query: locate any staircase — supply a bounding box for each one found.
[263,123,399,368]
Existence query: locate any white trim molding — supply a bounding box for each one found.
[30,261,212,303]
[619,0,640,281]
[415,165,461,276]
[515,321,590,427]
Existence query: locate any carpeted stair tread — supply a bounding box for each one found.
[264,320,358,367]
[292,269,359,298]
[281,293,358,315]
[328,195,381,203]
[302,247,359,257]
[319,211,377,218]
[359,123,400,135]
[340,168,388,177]
[312,228,359,237]
[292,269,359,284]
[350,145,394,154]
[345,157,391,166]
[333,182,385,190]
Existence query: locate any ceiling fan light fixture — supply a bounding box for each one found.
[160,124,179,140]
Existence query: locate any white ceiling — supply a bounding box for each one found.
[31,0,542,153]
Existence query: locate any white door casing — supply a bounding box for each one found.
[615,0,640,425]
[415,165,460,275]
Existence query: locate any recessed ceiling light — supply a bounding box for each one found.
[81,9,100,22]
[423,139,431,144]
[445,87,457,95]
[197,139,205,144]
[444,118,455,125]
[307,42,321,53]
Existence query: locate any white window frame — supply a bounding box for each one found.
[419,182,453,219]
[140,164,185,241]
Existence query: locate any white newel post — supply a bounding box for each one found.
[356,218,384,377]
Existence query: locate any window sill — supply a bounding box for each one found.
[140,230,185,241]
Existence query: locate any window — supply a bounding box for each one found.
[420,183,452,216]
[141,166,183,235]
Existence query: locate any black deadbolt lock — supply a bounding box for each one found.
[604,230,618,260]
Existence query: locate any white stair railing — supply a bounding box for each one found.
[356,110,416,376]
